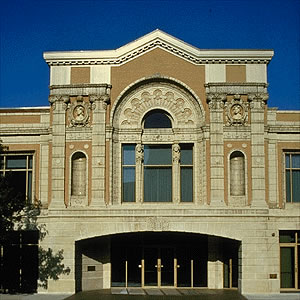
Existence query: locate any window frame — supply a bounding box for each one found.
[284,152,300,203]
[0,152,34,203]
[121,143,194,204]
[279,230,300,291]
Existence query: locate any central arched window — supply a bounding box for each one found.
[143,109,172,128]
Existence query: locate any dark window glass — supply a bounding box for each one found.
[285,153,300,203]
[144,110,172,128]
[292,170,300,202]
[6,156,27,169]
[280,231,296,243]
[292,154,300,168]
[180,144,193,202]
[122,167,135,202]
[181,167,193,202]
[280,247,295,288]
[123,145,136,165]
[180,144,193,165]
[122,145,136,202]
[286,171,291,203]
[144,167,172,202]
[144,145,172,165]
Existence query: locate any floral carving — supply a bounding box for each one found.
[119,86,196,128]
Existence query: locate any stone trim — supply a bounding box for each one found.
[205,82,268,95]
[49,84,112,96]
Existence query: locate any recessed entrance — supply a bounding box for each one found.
[75,232,240,291]
[111,232,208,288]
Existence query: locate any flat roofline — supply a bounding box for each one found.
[0,106,50,113]
[277,110,300,113]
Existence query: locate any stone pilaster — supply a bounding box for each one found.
[49,95,69,208]
[248,93,268,207]
[172,143,180,203]
[135,144,144,203]
[207,93,226,206]
[90,86,111,207]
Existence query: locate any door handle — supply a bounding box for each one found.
[138,265,142,268]
[177,265,180,268]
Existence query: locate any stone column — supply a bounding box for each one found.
[136,144,144,203]
[207,93,226,206]
[49,95,69,208]
[172,143,180,203]
[248,93,268,207]
[90,87,111,207]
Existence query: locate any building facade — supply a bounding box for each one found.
[0,30,299,295]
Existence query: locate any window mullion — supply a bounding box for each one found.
[136,144,143,203]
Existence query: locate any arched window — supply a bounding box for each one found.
[143,109,172,128]
[71,152,86,196]
[230,151,245,196]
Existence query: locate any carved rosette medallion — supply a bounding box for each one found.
[225,95,249,126]
[117,84,200,128]
[68,96,90,127]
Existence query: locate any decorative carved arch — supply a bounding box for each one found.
[111,76,204,129]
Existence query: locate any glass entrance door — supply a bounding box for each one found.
[160,248,174,286]
[144,248,158,286]
[143,247,174,287]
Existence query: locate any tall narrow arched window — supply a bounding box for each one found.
[143,109,172,128]
[230,151,245,196]
[71,152,86,196]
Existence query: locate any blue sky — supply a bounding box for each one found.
[1,0,299,110]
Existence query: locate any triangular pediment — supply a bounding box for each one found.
[44,29,273,66]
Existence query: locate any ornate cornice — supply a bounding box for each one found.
[44,30,274,66]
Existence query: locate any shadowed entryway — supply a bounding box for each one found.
[75,232,241,292]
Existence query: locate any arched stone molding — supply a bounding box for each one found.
[74,224,243,243]
[110,76,205,129]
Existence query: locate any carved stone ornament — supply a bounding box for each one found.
[147,217,170,231]
[207,93,227,110]
[248,93,269,109]
[68,96,90,127]
[225,95,249,126]
[136,144,144,163]
[116,84,200,129]
[172,144,180,163]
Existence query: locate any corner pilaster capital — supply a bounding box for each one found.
[248,93,269,109]
[206,93,227,110]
